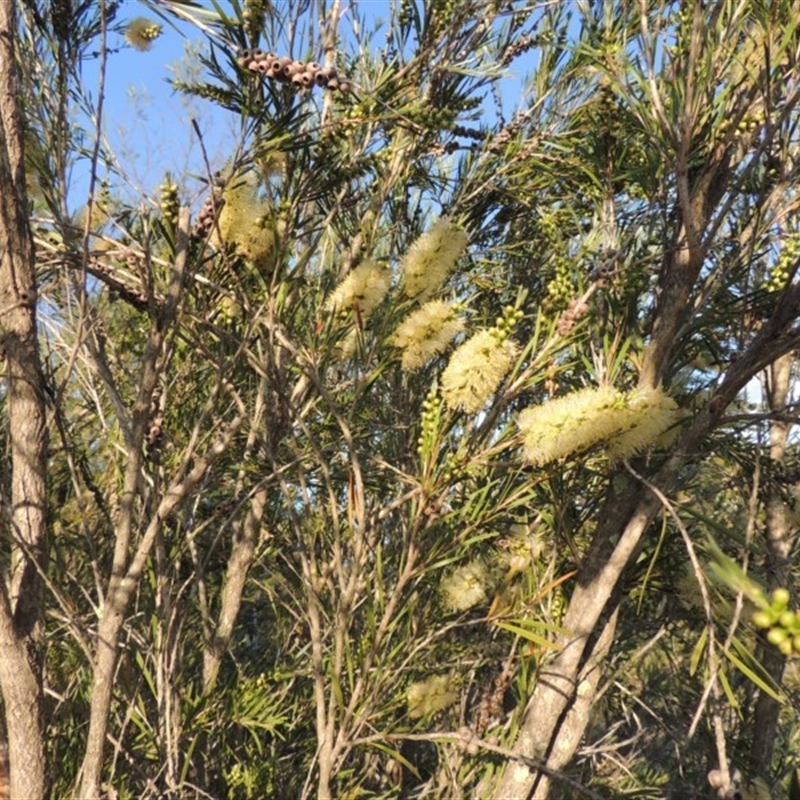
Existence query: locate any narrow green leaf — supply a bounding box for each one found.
[689,628,708,677]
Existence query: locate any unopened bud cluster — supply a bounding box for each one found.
[765,234,800,293]
[418,388,443,456]
[159,177,179,226]
[242,0,266,40]
[752,588,800,656]
[545,255,576,309]
[237,50,351,93]
[492,306,524,342]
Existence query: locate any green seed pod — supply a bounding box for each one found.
[751,610,773,629]
[772,588,791,608]
[779,610,796,629]
[767,627,787,646]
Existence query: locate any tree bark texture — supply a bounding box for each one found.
[0,1,49,796]
[750,354,794,774]
[202,486,267,692]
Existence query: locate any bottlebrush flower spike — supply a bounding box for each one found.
[393,300,464,371]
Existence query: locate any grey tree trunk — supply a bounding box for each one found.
[750,353,794,773]
[0,1,49,796]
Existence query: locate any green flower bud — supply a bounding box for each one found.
[751,610,773,629]
[772,588,791,608]
[779,610,797,629]
[767,627,787,646]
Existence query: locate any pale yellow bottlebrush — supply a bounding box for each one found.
[519,385,680,466]
[401,217,468,300]
[605,387,680,460]
[440,330,519,413]
[218,296,243,322]
[124,18,163,51]
[517,386,624,466]
[407,675,458,718]
[393,300,464,371]
[441,560,491,612]
[499,524,545,576]
[216,173,276,268]
[325,259,391,317]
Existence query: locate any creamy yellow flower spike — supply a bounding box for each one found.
[393,300,464,370]
[406,675,458,718]
[440,560,491,612]
[325,258,392,317]
[401,217,468,300]
[441,330,518,413]
[518,385,679,465]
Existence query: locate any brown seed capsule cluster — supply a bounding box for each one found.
[237,50,351,93]
[192,188,225,241]
[501,34,538,66]
[475,670,509,735]
[457,726,480,756]
[556,297,589,335]
[79,251,150,311]
[145,385,165,461]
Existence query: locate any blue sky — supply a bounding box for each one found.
[84,0,532,213]
[89,1,398,206]
[84,12,220,205]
